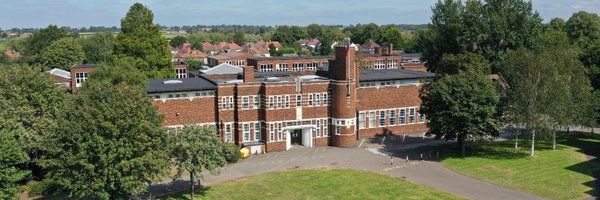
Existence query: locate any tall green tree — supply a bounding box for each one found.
[379,25,405,50]
[580,42,600,90]
[113,3,173,79]
[80,32,114,64]
[435,52,491,75]
[271,25,307,45]
[0,64,66,165]
[417,0,543,72]
[23,25,69,60]
[42,63,169,199]
[0,130,30,200]
[500,48,592,156]
[420,72,500,157]
[38,37,84,70]
[547,17,567,32]
[170,125,232,200]
[169,35,187,48]
[351,23,381,44]
[233,31,245,46]
[566,11,600,50]
[307,24,323,39]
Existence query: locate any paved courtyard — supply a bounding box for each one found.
[149,144,547,200]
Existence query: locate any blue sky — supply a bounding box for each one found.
[0,0,599,29]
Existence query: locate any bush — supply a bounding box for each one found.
[224,144,241,164]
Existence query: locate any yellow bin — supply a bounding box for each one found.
[240,148,250,159]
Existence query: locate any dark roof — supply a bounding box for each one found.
[400,53,422,58]
[147,77,216,93]
[72,64,99,68]
[363,53,402,57]
[360,69,435,81]
[250,55,333,61]
[254,71,291,77]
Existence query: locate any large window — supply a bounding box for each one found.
[387,60,398,69]
[269,123,275,141]
[277,96,282,108]
[292,63,304,71]
[315,120,321,137]
[399,108,406,125]
[176,68,187,78]
[389,109,396,125]
[254,123,261,141]
[323,120,328,136]
[375,60,385,69]
[260,64,273,71]
[379,110,386,127]
[277,123,283,141]
[277,63,288,71]
[237,60,246,66]
[243,123,250,142]
[296,94,302,107]
[307,62,318,71]
[315,93,321,106]
[322,93,328,105]
[269,96,274,109]
[242,96,249,109]
[320,62,329,69]
[308,94,313,106]
[228,96,234,109]
[409,108,416,124]
[284,95,290,108]
[75,72,88,87]
[418,110,425,123]
[253,96,260,109]
[358,112,366,129]
[369,111,376,128]
[225,124,232,142]
[221,97,227,110]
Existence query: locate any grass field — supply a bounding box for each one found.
[440,133,600,200]
[158,169,463,200]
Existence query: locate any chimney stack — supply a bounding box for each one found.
[243,66,255,83]
[388,43,393,55]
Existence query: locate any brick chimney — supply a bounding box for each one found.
[388,43,393,55]
[243,66,254,82]
[374,46,381,54]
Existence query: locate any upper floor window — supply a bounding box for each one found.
[292,63,304,71]
[387,60,398,69]
[260,64,273,72]
[307,62,318,71]
[296,94,302,107]
[75,72,88,87]
[375,60,385,69]
[176,68,187,78]
[242,96,249,109]
[277,63,288,71]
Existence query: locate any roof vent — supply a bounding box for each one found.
[163,80,183,84]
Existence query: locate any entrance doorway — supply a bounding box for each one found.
[291,129,302,145]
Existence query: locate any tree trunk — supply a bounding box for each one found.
[567,126,570,134]
[458,134,465,158]
[552,131,556,150]
[190,171,195,200]
[530,129,535,157]
[514,129,519,149]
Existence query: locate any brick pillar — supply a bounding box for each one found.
[243,66,254,83]
[330,41,358,148]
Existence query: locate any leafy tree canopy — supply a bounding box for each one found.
[380,25,405,50]
[169,35,187,48]
[23,25,70,58]
[566,11,600,50]
[420,72,500,156]
[0,130,30,200]
[38,37,84,70]
[80,32,114,64]
[435,52,491,75]
[42,63,169,199]
[113,3,173,79]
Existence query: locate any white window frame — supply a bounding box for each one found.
[253,96,260,109]
[277,122,283,141]
[322,93,328,105]
[292,63,304,71]
[409,107,416,124]
[399,108,406,125]
[75,72,88,87]
[228,96,234,109]
[176,68,187,78]
[242,96,249,110]
[296,94,302,107]
[323,119,329,137]
[254,123,261,141]
[369,111,376,128]
[277,96,282,109]
[358,112,366,129]
[375,60,385,69]
[221,97,227,110]
[308,94,313,106]
[307,62,318,71]
[387,59,398,69]
[224,123,233,142]
[269,96,274,109]
[284,95,290,108]
[315,120,321,137]
[243,123,250,142]
[389,109,396,125]
[315,93,321,106]
[269,123,275,142]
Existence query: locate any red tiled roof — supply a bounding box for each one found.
[202,42,220,52]
[359,39,380,49]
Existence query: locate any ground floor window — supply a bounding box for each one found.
[323,120,329,136]
[225,124,232,142]
[409,108,416,124]
[278,123,283,141]
[389,109,396,125]
[358,112,366,129]
[243,123,250,142]
[254,123,261,141]
[315,120,321,137]
[369,111,376,128]
[399,108,406,125]
[269,123,275,141]
[379,110,386,127]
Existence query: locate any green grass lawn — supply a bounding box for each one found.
[440,133,600,200]
[158,169,463,200]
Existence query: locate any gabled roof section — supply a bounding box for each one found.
[359,39,380,49]
[201,63,243,75]
[360,69,435,81]
[48,68,70,79]
[147,77,217,93]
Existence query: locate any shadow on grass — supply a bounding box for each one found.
[147,179,212,200]
[561,132,600,198]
